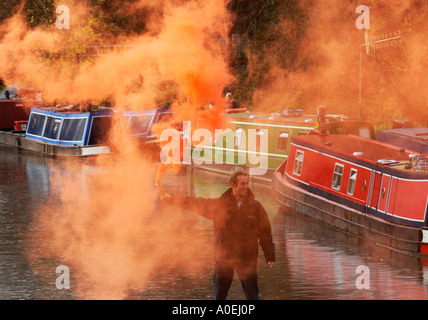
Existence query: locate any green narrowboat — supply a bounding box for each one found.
[190,108,315,181]
[189,106,374,182]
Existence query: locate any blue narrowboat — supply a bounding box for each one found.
[0,104,174,157]
[25,107,113,147]
[122,106,174,141]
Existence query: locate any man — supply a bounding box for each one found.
[225,92,240,109]
[163,171,275,300]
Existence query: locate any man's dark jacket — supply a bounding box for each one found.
[171,188,275,265]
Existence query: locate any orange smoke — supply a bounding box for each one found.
[0,0,233,111]
[252,0,362,116]
[25,148,212,299]
[16,0,234,299]
[251,0,428,126]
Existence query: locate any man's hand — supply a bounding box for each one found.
[267,261,275,268]
[156,183,171,202]
[162,193,171,200]
[160,193,172,203]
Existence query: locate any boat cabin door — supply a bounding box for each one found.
[367,170,392,214]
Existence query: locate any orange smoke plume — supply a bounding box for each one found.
[251,0,428,126]
[17,0,234,299]
[0,0,233,111]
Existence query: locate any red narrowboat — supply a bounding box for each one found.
[273,133,428,256]
[0,85,42,130]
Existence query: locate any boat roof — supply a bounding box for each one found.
[0,85,41,100]
[30,106,169,116]
[376,128,428,155]
[224,110,317,126]
[377,128,428,143]
[383,127,428,137]
[294,134,418,170]
[30,106,115,116]
[224,110,371,129]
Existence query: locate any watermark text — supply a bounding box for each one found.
[56,265,70,289]
[355,265,370,289]
[159,121,269,176]
[56,5,70,30]
[355,5,370,30]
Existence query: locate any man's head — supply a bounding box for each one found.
[230,171,249,200]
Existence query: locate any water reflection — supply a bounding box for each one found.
[0,145,428,299]
[0,146,57,299]
[271,209,428,300]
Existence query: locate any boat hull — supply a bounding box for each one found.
[273,163,428,257]
[0,106,173,158]
[190,159,274,183]
[0,131,110,157]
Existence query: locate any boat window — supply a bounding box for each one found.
[127,114,154,134]
[347,169,358,195]
[216,129,234,149]
[156,112,173,124]
[27,113,46,136]
[255,129,264,150]
[277,131,289,152]
[235,128,244,148]
[122,115,130,130]
[43,116,62,140]
[156,112,183,131]
[293,150,304,176]
[332,163,344,190]
[89,116,112,145]
[358,127,371,139]
[60,118,87,142]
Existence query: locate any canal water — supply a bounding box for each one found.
[1,144,428,300]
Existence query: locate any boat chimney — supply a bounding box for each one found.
[317,105,327,134]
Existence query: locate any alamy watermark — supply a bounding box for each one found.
[159,121,269,176]
[355,5,370,30]
[56,265,70,289]
[355,265,370,290]
[56,5,70,30]
[54,264,371,291]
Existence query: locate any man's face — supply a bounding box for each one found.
[231,175,249,198]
